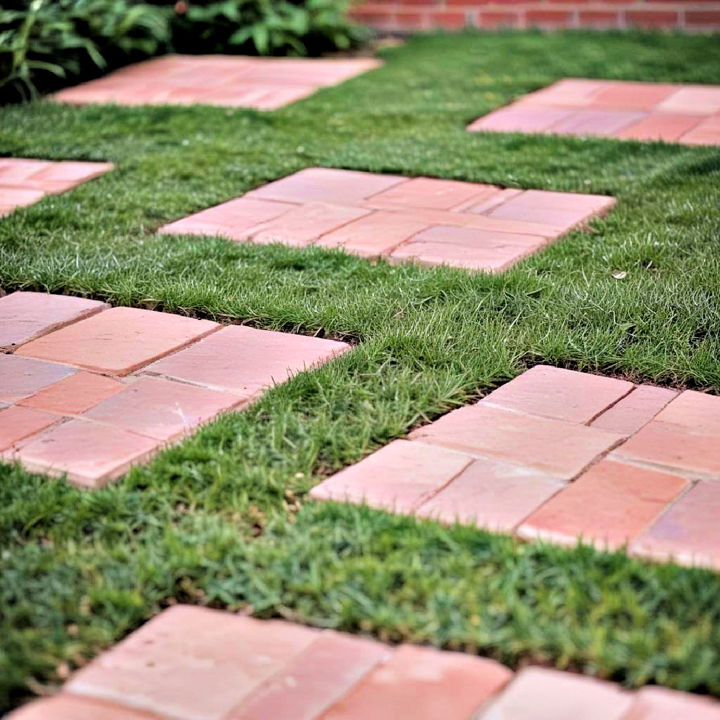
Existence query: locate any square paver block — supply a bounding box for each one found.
[159,168,616,273]
[6,695,161,720]
[624,686,720,719]
[19,372,124,415]
[54,55,381,110]
[322,645,512,720]
[408,404,624,480]
[231,632,390,720]
[468,79,720,146]
[630,481,720,569]
[310,439,474,514]
[0,159,113,216]
[17,307,219,376]
[144,325,349,398]
[0,406,60,452]
[84,376,243,442]
[415,457,564,532]
[0,355,76,404]
[0,292,108,351]
[517,459,689,550]
[590,385,678,436]
[10,419,160,488]
[66,606,319,720]
[481,364,633,424]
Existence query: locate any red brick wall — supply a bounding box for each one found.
[350,1,720,31]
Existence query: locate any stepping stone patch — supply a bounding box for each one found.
[312,364,720,570]
[468,79,720,146]
[158,168,616,272]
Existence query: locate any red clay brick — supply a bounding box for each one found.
[6,694,162,719]
[0,355,75,404]
[518,459,689,550]
[681,115,720,146]
[83,377,242,442]
[481,667,633,719]
[310,439,473,513]
[630,481,720,569]
[658,87,720,114]
[468,106,576,133]
[17,307,219,376]
[481,365,632,424]
[616,114,705,143]
[550,109,646,137]
[19,372,125,415]
[592,82,677,110]
[409,404,624,480]
[590,385,678,435]
[626,10,680,27]
[66,606,318,720]
[577,11,622,27]
[416,456,564,531]
[11,419,160,488]
[624,686,720,719]
[366,177,494,211]
[526,9,574,25]
[231,632,390,720]
[322,644,512,720]
[0,406,60,451]
[0,158,52,183]
[0,187,46,210]
[0,291,108,352]
[686,11,720,26]
[144,324,349,399]
[30,161,114,193]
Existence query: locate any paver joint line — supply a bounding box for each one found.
[158,168,616,273]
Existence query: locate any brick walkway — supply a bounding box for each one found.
[53,55,381,110]
[312,365,720,570]
[0,159,113,217]
[158,168,615,272]
[468,79,720,146]
[0,292,348,487]
[9,605,720,719]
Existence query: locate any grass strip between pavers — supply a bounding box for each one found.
[1,29,720,711]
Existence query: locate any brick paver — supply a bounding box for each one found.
[0,292,349,487]
[468,79,720,146]
[159,168,615,272]
[312,365,720,569]
[53,55,381,111]
[9,606,720,720]
[0,159,113,217]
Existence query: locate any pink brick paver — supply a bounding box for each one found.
[10,606,720,720]
[0,292,350,487]
[312,365,720,569]
[468,79,720,146]
[159,168,615,273]
[53,55,381,111]
[0,158,113,217]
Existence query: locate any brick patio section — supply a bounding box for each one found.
[312,364,720,570]
[0,292,349,487]
[158,168,615,272]
[53,55,381,111]
[0,159,113,217]
[9,606,720,719]
[468,79,720,146]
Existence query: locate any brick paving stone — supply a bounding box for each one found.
[144,324,349,399]
[66,606,319,720]
[83,376,243,442]
[682,115,720,146]
[17,307,219,376]
[0,355,76,404]
[10,420,160,488]
[0,291,108,351]
[408,404,624,480]
[415,457,564,531]
[54,55,381,110]
[517,459,689,550]
[162,168,614,273]
[322,644,512,720]
[616,114,704,142]
[231,632,391,720]
[19,372,124,415]
[590,385,678,436]
[0,158,53,183]
[6,695,162,719]
[624,686,720,719]
[630,481,720,569]
[478,667,633,720]
[480,364,633,424]
[0,406,60,452]
[309,439,473,513]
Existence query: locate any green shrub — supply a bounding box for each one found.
[0,0,170,101]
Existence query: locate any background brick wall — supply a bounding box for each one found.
[350,1,720,32]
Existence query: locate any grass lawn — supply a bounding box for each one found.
[2,29,720,711]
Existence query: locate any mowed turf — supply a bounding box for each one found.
[1,30,720,711]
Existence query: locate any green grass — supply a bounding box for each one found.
[1,29,720,710]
